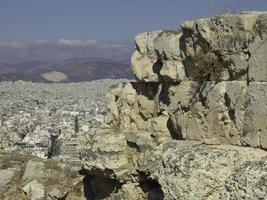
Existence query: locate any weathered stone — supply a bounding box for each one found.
[131,51,160,82]
[0,152,85,200]
[22,160,44,182]
[125,131,157,152]
[105,81,251,146]
[108,183,148,200]
[131,12,267,82]
[78,11,267,200]
[220,160,267,199]
[105,12,267,149]
[160,60,186,82]
[131,30,185,82]
[105,82,162,134]
[139,141,267,200]
[22,179,45,200]
[150,115,169,135]
[1,11,266,200]
[248,14,267,81]
[181,12,267,81]
[48,186,68,199]
[79,128,133,181]
[135,31,161,54]
[242,82,267,149]
[0,169,15,189]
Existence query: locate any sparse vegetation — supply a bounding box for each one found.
[193,49,229,81]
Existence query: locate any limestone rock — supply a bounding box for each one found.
[138,141,267,200]
[48,186,69,199]
[106,12,267,149]
[248,13,267,81]
[0,169,15,189]
[181,12,267,81]
[131,30,185,82]
[0,151,85,200]
[22,160,44,182]
[79,11,267,200]
[221,160,267,199]
[131,51,160,82]
[105,81,250,147]
[242,82,267,148]
[131,12,267,82]
[79,128,134,181]
[135,31,161,54]
[125,131,157,152]
[79,130,267,200]
[22,179,45,200]
[108,183,148,200]
[105,82,161,133]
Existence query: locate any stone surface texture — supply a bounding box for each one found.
[0,151,86,200]
[105,11,267,149]
[79,12,267,200]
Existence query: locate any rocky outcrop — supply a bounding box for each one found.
[105,11,267,149]
[131,11,267,82]
[139,141,267,200]
[80,130,267,199]
[0,151,86,200]
[79,11,267,200]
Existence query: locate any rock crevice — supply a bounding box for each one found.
[105,11,267,148]
[80,12,267,199]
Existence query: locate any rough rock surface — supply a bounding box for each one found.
[131,12,267,82]
[105,12,267,149]
[80,131,267,200]
[105,80,267,148]
[139,141,267,200]
[79,12,267,200]
[0,151,86,200]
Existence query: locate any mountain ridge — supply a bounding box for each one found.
[0,57,132,82]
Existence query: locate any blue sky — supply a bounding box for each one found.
[0,0,266,43]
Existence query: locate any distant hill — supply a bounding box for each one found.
[0,57,132,82]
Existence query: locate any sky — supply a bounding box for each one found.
[0,0,266,44]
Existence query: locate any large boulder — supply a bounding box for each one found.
[79,128,134,181]
[22,160,44,183]
[81,11,267,200]
[139,141,267,200]
[79,130,267,200]
[131,12,267,82]
[0,151,85,200]
[106,81,251,147]
[105,12,267,149]
[131,30,185,82]
[22,179,45,200]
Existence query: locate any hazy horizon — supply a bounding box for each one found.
[0,0,266,64]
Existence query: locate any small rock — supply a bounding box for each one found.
[0,169,15,188]
[22,179,45,200]
[48,187,68,199]
[22,160,44,182]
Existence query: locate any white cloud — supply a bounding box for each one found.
[58,38,97,46]
[0,41,23,48]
